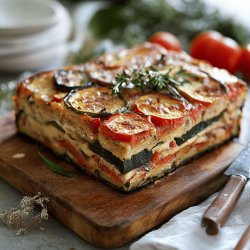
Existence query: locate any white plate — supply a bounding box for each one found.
[0,43,68,72]
[0,0,66,35]
[0,7,71,57]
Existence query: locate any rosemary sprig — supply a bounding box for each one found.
[38,151,78,178]
[112,66,195,101]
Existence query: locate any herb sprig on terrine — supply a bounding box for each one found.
[112,66,195,101]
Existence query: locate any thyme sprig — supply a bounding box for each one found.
[112,66,195,102]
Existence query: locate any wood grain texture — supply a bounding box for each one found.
[0,113,245,248]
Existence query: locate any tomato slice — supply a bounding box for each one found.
[134,93,187,127]
[81,115,101,134]
[58,139,87,168]
[100,113,155,143]
[151,152,175,166]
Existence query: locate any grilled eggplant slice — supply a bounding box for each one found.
[86,43,167,86]
[54,69,93,92]
[64,87,126,117]
[177,80,226,106]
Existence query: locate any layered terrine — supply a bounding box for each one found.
[14,43,247,191]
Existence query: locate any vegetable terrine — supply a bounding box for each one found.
[14,43,247,192]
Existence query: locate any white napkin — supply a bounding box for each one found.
[131,182,250,250]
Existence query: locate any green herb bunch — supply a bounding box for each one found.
[112,66,194,101]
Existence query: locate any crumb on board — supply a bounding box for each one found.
[0,192,49,235]
[12,153,26,159]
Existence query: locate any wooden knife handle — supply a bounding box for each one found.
[235,225,250,250]
[202,174,247,235]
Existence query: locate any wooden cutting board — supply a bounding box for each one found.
[0,112,247,248]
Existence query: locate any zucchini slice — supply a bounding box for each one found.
[174,111,224,145]
[89,141,153,174]
[64,87,126,117]
[177,80,226,106]
[54,69,93,92]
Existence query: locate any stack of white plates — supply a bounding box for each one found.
[0,0,71,72]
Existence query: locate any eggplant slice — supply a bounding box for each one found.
[85,42,167,86]
[64,87,127,117]
[54,69,93,92]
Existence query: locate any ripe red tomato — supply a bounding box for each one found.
[149,32,182,52]
[239,45,250,80]
[190,31,241,74]
[190,31,222,61]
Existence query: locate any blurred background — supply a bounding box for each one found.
[0,0,250,114]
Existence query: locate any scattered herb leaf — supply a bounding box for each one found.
[38,151,78,178]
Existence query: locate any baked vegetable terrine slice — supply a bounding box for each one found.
[14,42,247,191]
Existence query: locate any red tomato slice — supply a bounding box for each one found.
[100,113,155,143]
[99,163,124,185]
[189,104,204,122]
[58,139,87,168]
[151,152,175,166]
[239,45,250,80]
[81,115,101,134]
[134,93,187,127]
[91,118,101,134]
[190,31,241,74]
[149,32,182,52]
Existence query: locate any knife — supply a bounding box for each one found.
[202,142,250,235]
[234,225,250,250]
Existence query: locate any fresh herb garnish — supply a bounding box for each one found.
[112,66,194,101]
[38,151,78,178]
